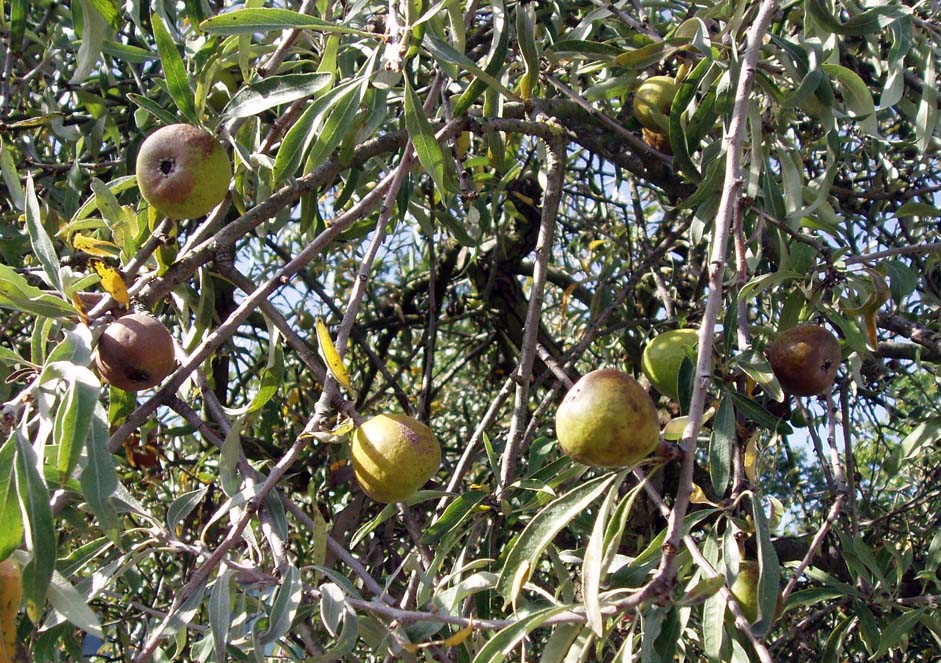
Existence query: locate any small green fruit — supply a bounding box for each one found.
[351,414,441,503]
[95,313,176,391]
[633,75,677,133]
[767,324,840,397]
[730,560,761,623]
[641,329,699,401]
[555,369,659,468]
[136,124,231,220]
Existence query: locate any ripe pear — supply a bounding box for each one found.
[767,324,840,396]
[633,75,677,133]
[95,313,176,391]
[730,560,761,623]
[555,369,659,468]
[351,414,441,503]
[136,124,231,219]
[641,329,700,401]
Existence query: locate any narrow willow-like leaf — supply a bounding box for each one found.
[471,605,573,663]
[703,587,726,662]
[0,437,23,561]
[200,8,373,36]
[782,69,824,108]
[452,0,509,115]
[423,34,518,105]
[14,431,57,621]
[127,93,180,126]
[822,64,878,136]
[81,408,120,543]
[709,397,734,496]
[25,175,62,293]
[258,564,302,645]
[210,568,234,663]
[152,12,198,125]
[915,47,937,155]
[311,601,359,663]
[583,475,623,635]
[154,580,208,641]
[669,58,707,180]
[403,78,457,200]
[304,80,364,178]
[613,38,688,69]
[273,97,329,183]
[749,498,781,637]
[54,367,99,484]
[729,392,792,436]
[223,346,284,416]
[735,350,785,404]
[219,418,244,498]
[0,139,24,211]
[422,490,488,544]
[515,2,539,99]
[87,0,120,27]
[46,569,104,639]
[166,487,209,533]
[805,0,909,36]
[496,474,617,603]
[71,0,109,84]
[9,0,26,52]
[223,72,331,119]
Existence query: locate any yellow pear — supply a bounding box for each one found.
[351,414,441,503]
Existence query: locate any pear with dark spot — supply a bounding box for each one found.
[95,313,176,391]
[136,124,231,219]
[767,324,841,397]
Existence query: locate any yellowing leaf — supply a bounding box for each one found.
[315,318,352,391]
[443,621,474,647]
[744,431,760,482]
[663,416,689,441]
[690,483,717,506]
[91,259,129,310]
[73,234,119,258]
[560,280,581,320]
[71,293,90,325]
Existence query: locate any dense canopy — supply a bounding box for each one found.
[1,0,940,660]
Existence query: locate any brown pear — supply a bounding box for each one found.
[95,313,176,391]
[767,324,840,396]
[555,369,659,468]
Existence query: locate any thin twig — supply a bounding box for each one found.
[794,397,837,495]
[839,383,860,535]
[498,136,566,497]
[653,0,779,588]
[779,494,845,604]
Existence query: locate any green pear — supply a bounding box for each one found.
[136,124,231,220]
[641,329,699,401]
[633,75,677,134]
[730,560,761,623]
[555,369,659,468]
